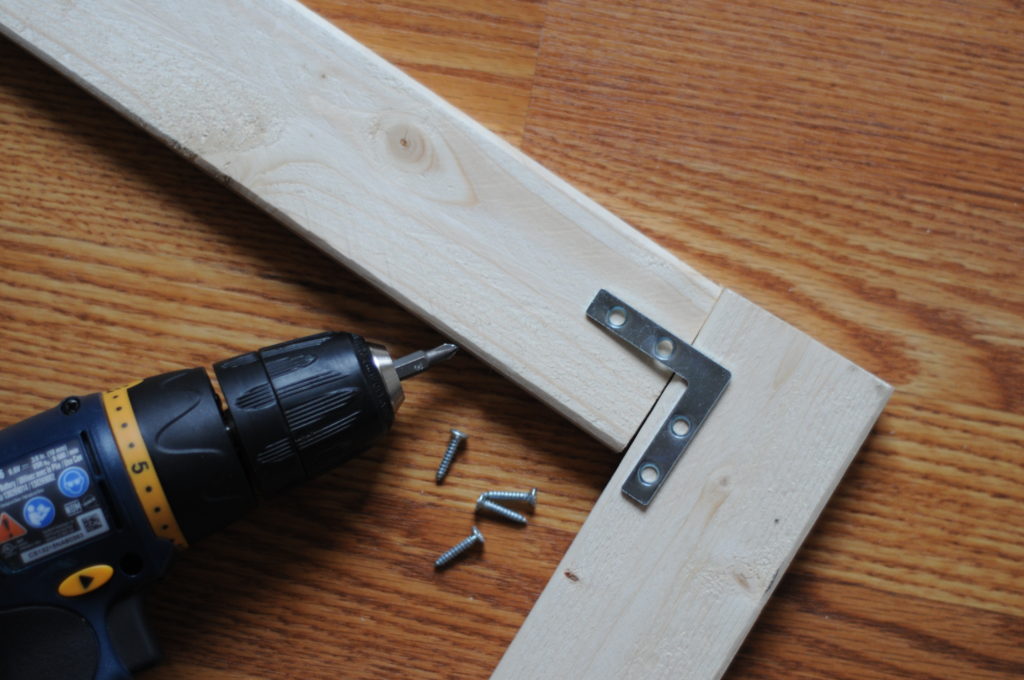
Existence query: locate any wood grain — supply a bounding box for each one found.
[0,0,1021,679]
[0,0,722,452]
[494,291,891,679]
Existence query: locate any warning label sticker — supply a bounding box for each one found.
[0,439,113,570]
[0,513,27,543]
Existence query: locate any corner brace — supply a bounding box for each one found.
[587,290,731,505]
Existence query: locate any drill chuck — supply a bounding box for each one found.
[130,332,454,544]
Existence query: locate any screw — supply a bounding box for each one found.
[481,488,538,509]
[60,397,81,415]
[436,428,467,484]
[434,525,484,569]
[476,495,528,525]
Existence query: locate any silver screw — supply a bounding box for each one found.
[481,488,538,509]
[434,525,484,569]
[436,428,467,484]
[476,495,528,525]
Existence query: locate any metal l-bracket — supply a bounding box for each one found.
[587,290,731,506]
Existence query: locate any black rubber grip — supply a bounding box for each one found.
[0,606,98,680]
[129,368,256,544]
[108,596,161,673]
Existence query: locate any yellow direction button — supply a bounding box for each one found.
[58,564,114,597]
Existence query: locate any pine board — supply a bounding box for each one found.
[0,0,721,451]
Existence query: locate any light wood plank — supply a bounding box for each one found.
[492,290,892,680]
[0,0,721,450]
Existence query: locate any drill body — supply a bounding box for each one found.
[0,332,452,680]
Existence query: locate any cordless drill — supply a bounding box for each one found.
[0,331,455,680]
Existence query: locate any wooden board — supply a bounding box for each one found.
[493,290,891,678]
[1,1,1021,679]
[0,0,722,451]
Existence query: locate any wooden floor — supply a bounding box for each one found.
[0,1,1020,678]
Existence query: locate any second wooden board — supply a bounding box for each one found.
[493,290,892,679]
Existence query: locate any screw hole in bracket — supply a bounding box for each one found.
[638,463,661,486]
[654,337,675,359]
[607,306,628,328]
[669,416,691,437]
